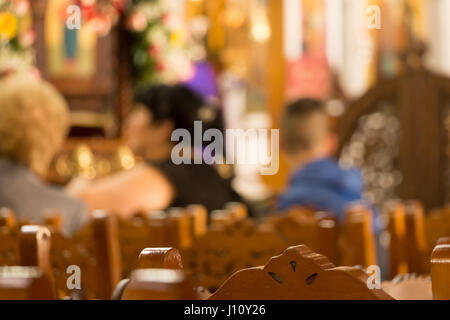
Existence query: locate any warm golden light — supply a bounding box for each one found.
[251,22,271,42]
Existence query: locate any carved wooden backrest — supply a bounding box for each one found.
[337,70,450,211]
[339,203,377,267]
[209,245,393,300]
[118,215,154,277]
[265,208,339,264]
[430,238,450,300]
[0,267,55,300]
[183,219,287,291]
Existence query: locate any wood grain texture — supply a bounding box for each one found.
[0,267,55,300]
[382,275,432,300]
[209,245,393,300]
[339,204,377,267]
[19,225,56,297]
[137,248,183,270]
[430,240,450,299]
[121,269,196,300]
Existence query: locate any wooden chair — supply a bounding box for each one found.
[336,54,450,212]
[430,237,450,299]
[117,247,207,300]
[0,208,20,266]
[381,274,432,300]
[186,205,208,238]
[266,208,340,264]
[426,207,450,255]
[19,225,56,297]
[75,211,122,299]
[136,248,183,270]
[182,218,287,291]
[209,245,393,300]
[121,269,196,300]
[117,214,155,277]
[224,202,248,221]
[386,200,428,277]
[339,203,377,267]
[167,208,193,249]
[0,266,56,300]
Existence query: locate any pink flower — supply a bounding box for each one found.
[19,30,35,47]
[127,12,147,32]
[13,0,29,17]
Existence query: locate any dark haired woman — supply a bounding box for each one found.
[68,84,240,217]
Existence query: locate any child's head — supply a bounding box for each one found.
[281,98,336,163]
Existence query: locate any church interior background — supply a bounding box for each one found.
[1,0,450,215]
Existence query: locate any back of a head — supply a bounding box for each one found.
[135,83,223,136]
[281,98,329,155]
[0,78,70,175]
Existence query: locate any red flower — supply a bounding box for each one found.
[148,44,159,57]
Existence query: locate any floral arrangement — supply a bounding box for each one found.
[76,0,125,36]
[126,0,194,87]
[0,0,38,79]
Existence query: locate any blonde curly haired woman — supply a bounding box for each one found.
[0,78,87,235]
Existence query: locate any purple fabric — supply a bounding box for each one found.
[183,61,219,102]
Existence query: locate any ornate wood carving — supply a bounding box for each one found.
[183,219,287,291]
[209,245,393,300]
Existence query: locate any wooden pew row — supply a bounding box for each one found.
[117,236,450,300]
[2,201,380,295]
[116,245,392,300]
[0,210,122,299]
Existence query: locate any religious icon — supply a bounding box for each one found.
[45,0,97,78]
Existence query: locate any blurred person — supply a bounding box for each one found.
[277,98,370,220]
[0,78,88,235]
[68,84,240,216]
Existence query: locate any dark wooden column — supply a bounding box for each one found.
[30,0,48,78]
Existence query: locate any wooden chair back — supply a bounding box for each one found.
[266,208,339,264]
[209,245,393,300]
[19,225,56,297]
[386,200,428,277]
[137,248,183,270]
[121,269,196,300]
[75,211,122,299]
[339,203,377,267]
[336,65,450,211]
[183,218,287,291]
[430,237,450,299]
[0,266,56,300]
[0,208,20,266]
[381,274,432,300]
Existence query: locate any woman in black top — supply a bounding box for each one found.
[69,84,241,216]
